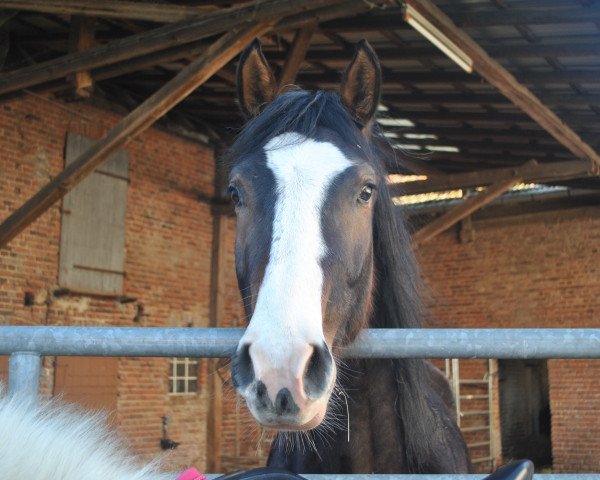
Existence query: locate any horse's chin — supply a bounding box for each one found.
[259,410,325,432]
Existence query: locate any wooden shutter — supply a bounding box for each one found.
[59,133,129,295]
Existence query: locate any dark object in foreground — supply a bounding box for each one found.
[217,461,534,480]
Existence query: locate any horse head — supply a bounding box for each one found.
[229,39,384,430]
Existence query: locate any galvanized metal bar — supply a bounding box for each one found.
[205,475,600,479]
[1,326,600,358]
[8,352,41,401]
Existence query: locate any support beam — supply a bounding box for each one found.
[206,151,228,473]
[0,0,337,96]
[0,0,217,23]
[278,24,316,90]
[391,159,598,196]
[0,22,273,249]
[413,170,526,246]
[68,16,95,97]
[404,0,600,168]
[268,39,600,62]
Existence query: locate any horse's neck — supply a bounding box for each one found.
[337,358,406,473]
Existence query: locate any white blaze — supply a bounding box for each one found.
[240,132,352,394]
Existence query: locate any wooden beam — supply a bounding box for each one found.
[14,1,373,99]
[0,22,273,249]
[0,0,217,23]
[0,0,337,96]
[404,0,600,168]
[274,0,373,32]
[413,161,534,245]
[383,92,600,108]
[391,159,598,196]
[206,150,229,473]
[268,38,600,62]
[278,24,316,90]
[319,6,600,31]
[68,16,95,98]
[393,155,444,176]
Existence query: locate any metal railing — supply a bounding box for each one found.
[2,326,600,479]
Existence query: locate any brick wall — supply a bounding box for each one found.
[417,207,600,472]
[0,94,215,472]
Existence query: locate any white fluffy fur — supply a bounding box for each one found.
[0,385,175,480]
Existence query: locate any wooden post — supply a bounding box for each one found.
[413,160,539,246]
[69,16,95,97]
[278,24,316,90]
[0,22,273,249]
[206,150,229,471]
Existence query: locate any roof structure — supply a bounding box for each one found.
[0,0,599,246]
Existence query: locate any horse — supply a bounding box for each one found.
[227,39,471,474]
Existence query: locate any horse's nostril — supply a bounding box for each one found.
[231,343,255,389]
[275,388,299,415]
[256,381,269,408]
[303,342,334,400]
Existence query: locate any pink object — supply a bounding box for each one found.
[177,468,207,480]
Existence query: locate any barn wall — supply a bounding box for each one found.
[417,206,600,473]
[0,94,215,471]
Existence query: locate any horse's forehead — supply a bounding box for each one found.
[263,132,354,186]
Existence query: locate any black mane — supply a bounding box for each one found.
[227,90,371,166]
[228,89,445,472]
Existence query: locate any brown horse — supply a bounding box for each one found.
[228,40,470,474]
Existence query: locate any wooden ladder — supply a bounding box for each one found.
[446,358,496,471]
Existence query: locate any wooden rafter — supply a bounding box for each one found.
[391,159,598,196]
[0,22,274,249]
[412,161,537,245]
[0,0,338,97]
[0,0,217,23]
[267,40,600,62]
[278,24,317,90]
[404,0,600,168]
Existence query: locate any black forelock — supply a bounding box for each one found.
[226,90,378,169]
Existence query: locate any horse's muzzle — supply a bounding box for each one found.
[231,341,335,429]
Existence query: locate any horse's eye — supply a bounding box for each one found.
[229,186,241,207]
[358,185,373,204]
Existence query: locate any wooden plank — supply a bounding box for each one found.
[206,155,229,473]
[278,24,316,90]
[392,160,597,196]
[0,22,273,249]
[68,16,95,97]
[404,0,600,168]
[413,173,526,246]
[0,0,337,96]
[0,0,217,23]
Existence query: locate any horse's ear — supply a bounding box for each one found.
[236,39,277,118]
[340,39,382,127]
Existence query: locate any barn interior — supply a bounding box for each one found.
[0,0,599,475]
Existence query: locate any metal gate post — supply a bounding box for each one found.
[8,352,41,401]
